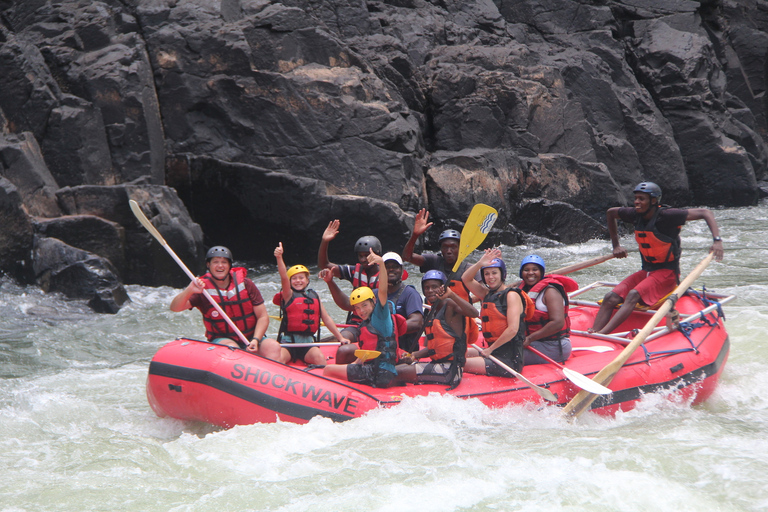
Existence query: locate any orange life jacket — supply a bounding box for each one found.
[479,287,531,372]
[424,301,466,363]
[634,206,682,273]
[356,310,403,377]
[201,267,257,343]
[524,275,576,341]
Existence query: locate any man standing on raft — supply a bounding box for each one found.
[590,182,724,334]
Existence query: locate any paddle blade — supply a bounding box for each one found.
[452,204,498,272]
[562,368,612,395]
[355,349,381,362]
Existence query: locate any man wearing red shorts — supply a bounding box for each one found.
[591,182,724,334]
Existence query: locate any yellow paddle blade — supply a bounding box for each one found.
[354,349,381,362]
[452,204,498,272]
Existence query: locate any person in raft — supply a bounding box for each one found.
[461,248,531,376]
[272,242,346,366]
[590,181,724,334]
[396,270,479,388]
[169,246,281,359]
[518,255,578,365]
[402,209,474,303]
[381,252,423,353]
[323,250,399,388]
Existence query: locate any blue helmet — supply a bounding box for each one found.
[421,270,447,290]
[519,254,545,277]
[438,229,461,243]
[481,258,506,284]
[633,181,662,201]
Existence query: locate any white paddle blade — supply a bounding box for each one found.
[563,368,612,395]
[571,346,615,353]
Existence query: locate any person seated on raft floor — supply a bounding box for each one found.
[169,245,281,360]
[272,242,346,366]
[518,255,577,365]
[461,248,530,377]
[324,251,399,388]
[317,219,382,345]
[396,270,479,388]
[402,209,474,303]
[590,181,724,334]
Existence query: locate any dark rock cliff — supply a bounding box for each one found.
[1,0,767,310]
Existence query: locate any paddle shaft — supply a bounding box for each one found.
[526,345,566,369]
[129,200,251,347]
[471,344,557,402]
[562,253,715,419]
[549,253,615,276]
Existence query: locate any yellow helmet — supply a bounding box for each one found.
[349,287,375,305]
[286,265,310,280]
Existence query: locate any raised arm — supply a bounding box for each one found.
[402,208,432,267]
[318,219,343,277]
[367,250,388,307]
[686,208,724,261]
[462,248,500,299]
[274,242,292,303]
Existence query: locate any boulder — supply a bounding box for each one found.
[31,236,130,314]
[0,176,33,278]
[0,131,61,217]
[33,214,126,278]
[56,181,204,287]
[514,199,608,245]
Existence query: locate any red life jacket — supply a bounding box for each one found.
[424,301,466,363]
[201,267,257,343]
[350,263,379,289]
[356,310,403,376]
[524,275,576,341]
[273,289,321,341]
[634,206,682,273]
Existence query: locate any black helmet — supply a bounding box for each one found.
[438,229,461,243]
[633,182,662,201]
[354,236,382,255]
[206,246,233,262]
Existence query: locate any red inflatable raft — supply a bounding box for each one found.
[146,286,733,427]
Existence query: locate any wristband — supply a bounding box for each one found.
[712,236,722,242]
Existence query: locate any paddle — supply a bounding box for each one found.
[354,349,381,362]
[129,199,251,348]
[549,253,615,276]
[471,344,557,402]
[562,253,715,419]
[525,346,611,395]
[452,204,498,272]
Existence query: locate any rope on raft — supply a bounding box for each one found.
[636,286,726,363]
